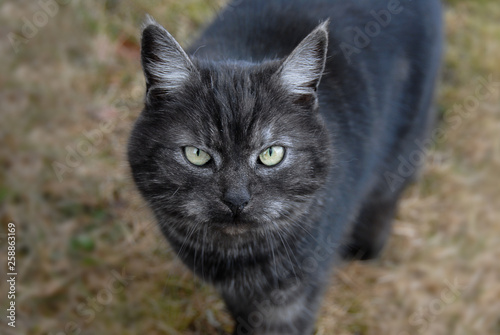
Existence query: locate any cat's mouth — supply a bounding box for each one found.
[209,215,262,236]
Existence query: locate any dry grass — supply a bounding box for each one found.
[0,1,499,334]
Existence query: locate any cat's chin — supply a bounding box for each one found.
[209,216,265,236]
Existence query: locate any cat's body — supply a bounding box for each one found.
[128,0,442,334]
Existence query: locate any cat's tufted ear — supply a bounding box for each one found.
[141,15,196,95]
[278,21,329,97]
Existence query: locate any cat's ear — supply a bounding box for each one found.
[141,15,196,94]
[278,21,329,97]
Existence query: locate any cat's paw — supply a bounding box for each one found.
[339,241,384,261]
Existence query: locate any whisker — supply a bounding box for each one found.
[265,214,299,282]
[264,223,279,288]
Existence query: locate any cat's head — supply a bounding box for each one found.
[128,16,332,250]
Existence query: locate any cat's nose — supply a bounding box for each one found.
[222,188,250,215]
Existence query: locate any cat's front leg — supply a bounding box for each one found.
[223,276,325,335]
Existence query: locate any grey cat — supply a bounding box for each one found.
[127,0,443,333]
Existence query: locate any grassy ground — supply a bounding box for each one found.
[1,0,499,334]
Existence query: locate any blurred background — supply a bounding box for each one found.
[0,0,499,334]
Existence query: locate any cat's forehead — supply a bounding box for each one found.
[192,62,287,146]
[199,61,265,98]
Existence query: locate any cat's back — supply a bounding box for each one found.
[190,0,442,65]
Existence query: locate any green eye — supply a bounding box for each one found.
[184,146,211,166]
[259,146,285,166]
